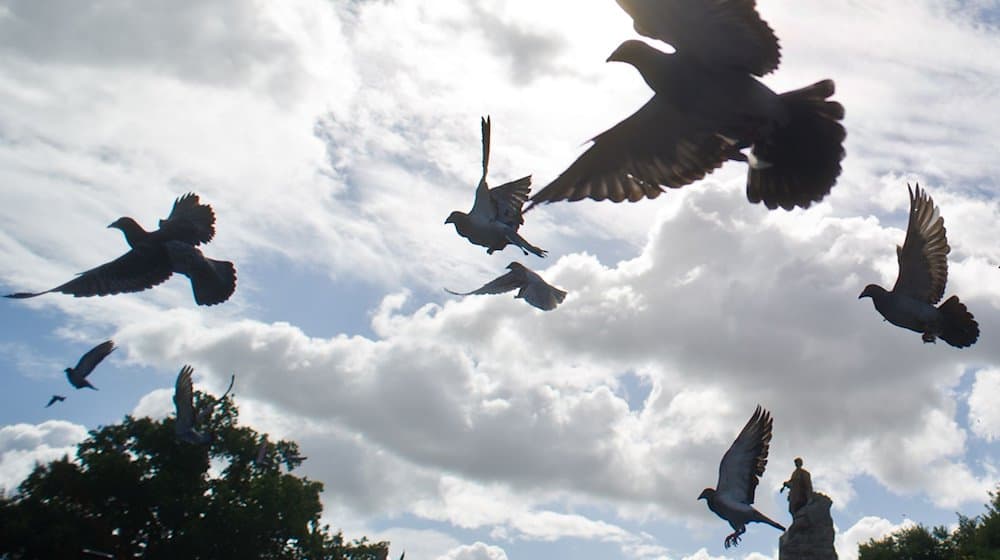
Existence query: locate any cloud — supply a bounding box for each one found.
[0,420,88,492]
[968,368,1000,441]
[438,542,509,560]
[835,516,915,560]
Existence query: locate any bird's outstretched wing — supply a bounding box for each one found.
[45,395,66,408]
[470,117,493,220]
[157,193,216,246]
[892,183,949,304]
[445,264,528,297]
[490,176,532,228]
[173,365,197,435]
[163,241,237,306]
[716,406,773,505]
[6,249,173,300]
[615,0,780,76]
[528,97,730,209]
[74,340,116,379]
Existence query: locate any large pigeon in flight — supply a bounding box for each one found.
[528,0,845,211]
[446,117,546,257]
[859,183,978,347]
[445,262,567,311]
[6,193,236,306]
[698,406,785,548]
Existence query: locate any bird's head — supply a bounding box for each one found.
[64,367,73,376]
[698,488,715,501]
[444,211,465,225]
[607,39,655,65]
[507,262,526,271]
[858,284,885,300]
[107,217,135,231]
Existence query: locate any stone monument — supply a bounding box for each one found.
[778,458,837,560]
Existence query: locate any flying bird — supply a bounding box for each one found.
[445,262,567,311]
[5,193,236,306]
[859,184,978,347]
[173,365,226,445]
[527,1,845,211]
[65,340,116,390]
[255,439,273,467]
[445,117,546,257]
[45,395,67,408]
[698,406,785,548]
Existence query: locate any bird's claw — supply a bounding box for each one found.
[724,533,741,549]
[921,333,936,344]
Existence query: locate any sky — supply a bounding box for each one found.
[0,0,999,559]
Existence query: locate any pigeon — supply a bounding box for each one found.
[65,340,116,390]
[527,1,845,211]
[6,193,236,306]
[173,365,215,445]
[254,439,273,467]
[859,184,978,347]
[445,262,567,311]
[698,406,785,548]
[445,117,546,257]
[45,394,67,408]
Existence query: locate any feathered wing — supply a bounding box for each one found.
[163,241,237,306]
[445,264,528,297]
[615,0,780,76]
[892,183,949,304]
[6,249,174,300]
[528,97,730,208]
[173,365,197,436]
[716,406,773,505]
[469,117,493,220]
[74,340,116,378]
[490,176,532,228]
[157,193,216,246]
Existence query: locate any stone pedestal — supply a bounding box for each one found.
[778,492,837,560]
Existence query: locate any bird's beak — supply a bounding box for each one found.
[107,223,114,228]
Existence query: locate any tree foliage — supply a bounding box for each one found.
[0,389,388,560]
[859,486,1000,560]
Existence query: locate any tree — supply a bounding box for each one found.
[859,486,1000,560]
[0,387,388,560]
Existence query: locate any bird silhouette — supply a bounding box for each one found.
[528,1,845,211]
[44,395,67,408]
[173,365,229,445]
[859,184,978,347]
[446,117,546,257]
[6,193,236,306]
[445,262,566,311]
[699,406,785,548]
[65,340,116,390]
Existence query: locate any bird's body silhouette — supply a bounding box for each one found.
[446,117,546,257]
[699,406,785,548]
[446,262,566,311]
[65,340,116,390]
[860,184,978,347]
[528,1,845,211]
[6,193,236,306]
[45,395,66,408]
[173,366,234,445]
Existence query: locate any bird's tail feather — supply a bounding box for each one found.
[938,295,979,348]
[753,510,786,532]
[747,79,846,210]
